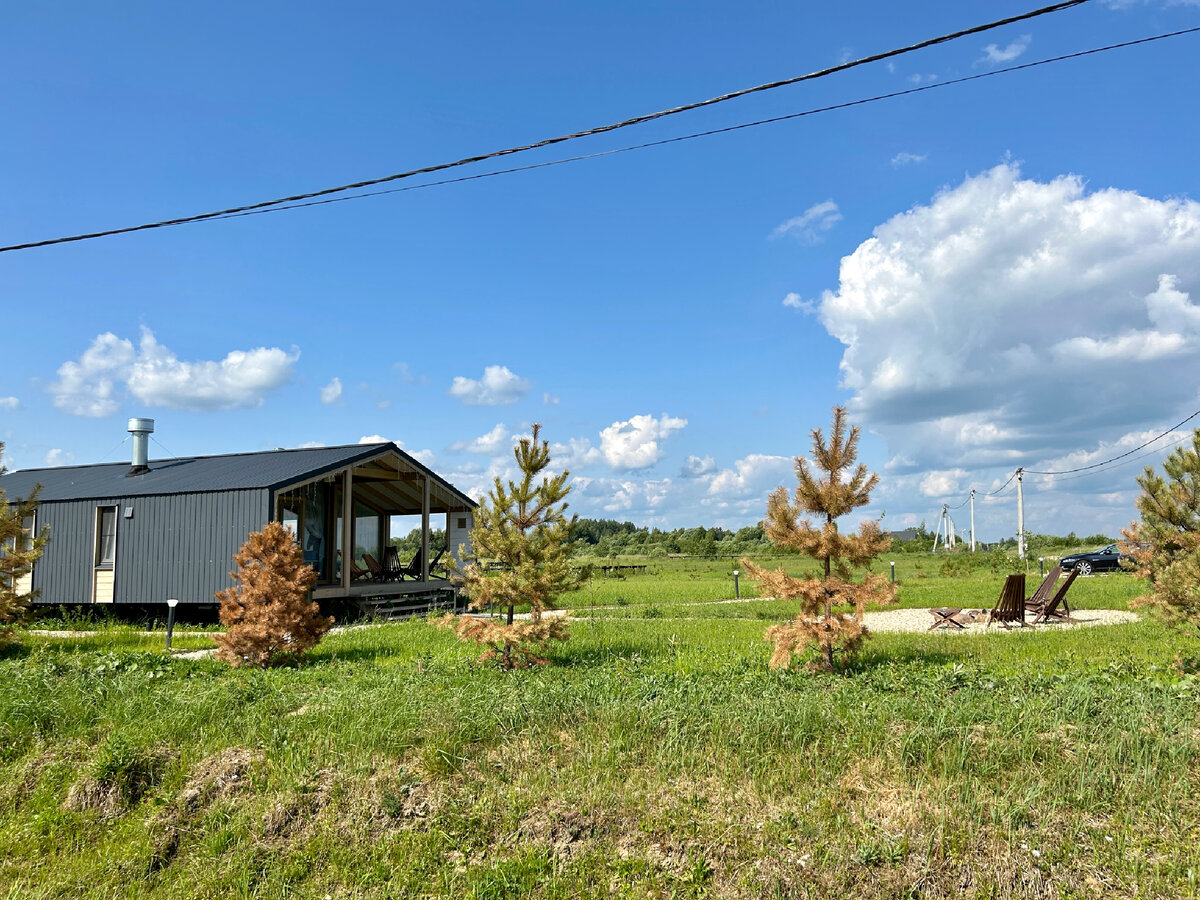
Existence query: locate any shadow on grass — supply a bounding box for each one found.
[549,638,677,669]
[306,644,414,665]
[0,641,33,661]
[847,644,965,673]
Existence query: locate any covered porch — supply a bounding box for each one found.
[271,446,476,602]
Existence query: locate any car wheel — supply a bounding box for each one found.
[1076,561,1093,576]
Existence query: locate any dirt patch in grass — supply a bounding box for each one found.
[63,744,174,819]
[372,770,435,826]
[518,800,610,862]
[1,746,62,812]
[63,775,127,819]
[260,768,337,843]
[180,747,262,810]
[839,759,934,834]
[147,747,264,873]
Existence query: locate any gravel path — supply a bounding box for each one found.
[863,607,1139,634]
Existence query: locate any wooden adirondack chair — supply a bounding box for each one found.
[345,555,371,583]
[986,573,1027,629]
[426,547,447,577]
[1030,567,1080,624]
[382,544,401,575]
[396,546,424,580]
[362,553,390,582]
[1025,566,1063,613]
[396,546,447,580]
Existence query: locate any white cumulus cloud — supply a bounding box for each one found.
[51,332,136,416]
[449,365,530,406]
[598,413,687,470]
[0,396,19,410]
[359,434,436,465]
[771,200,842,245]
[890,152,928,167]
[817,162,1200,476]
[707,454,792,498]
[576,477,673,514]
[979,34,1030,65]
[320,377,342,405]
[549,437,603,470]
[44,448,74,467]
[680,455,716,478]
[449,423,511,455]
[919,469,968,498]
[51,328,298,416]
[782,292,816,314]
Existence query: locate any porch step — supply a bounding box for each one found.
[353,589,461,621]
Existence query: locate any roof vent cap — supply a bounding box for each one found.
[126,418,155,477]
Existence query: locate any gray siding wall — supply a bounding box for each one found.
[448,511,474,566]
[32,490,268,605]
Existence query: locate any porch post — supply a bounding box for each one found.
[421,475,430,582]
[340,467,354,591]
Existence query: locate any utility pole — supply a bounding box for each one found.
[969,489,976,552]
[1016,468,1025,560]
[933,504,958,552]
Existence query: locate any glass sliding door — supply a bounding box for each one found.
[276,482,334,583]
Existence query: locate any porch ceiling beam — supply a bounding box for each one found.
[354,466,422,482]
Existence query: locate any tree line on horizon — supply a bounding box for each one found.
[560,517,1115,558]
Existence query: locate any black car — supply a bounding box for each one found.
[1059,544,1125,575]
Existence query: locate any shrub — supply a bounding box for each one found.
[213,522,332,668]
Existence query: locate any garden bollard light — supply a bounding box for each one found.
[733,569,739,599]
[166,598,178,651]
[890,561,895,584]
[1039,557,1044,577]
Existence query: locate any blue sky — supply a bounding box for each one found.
[2,0,1199,542]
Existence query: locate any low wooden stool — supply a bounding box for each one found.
[928,607,965,631]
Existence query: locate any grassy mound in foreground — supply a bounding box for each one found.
[1,607,1198,899]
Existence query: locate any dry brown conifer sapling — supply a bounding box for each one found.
[213,521,333,667]
[742,407,895,672]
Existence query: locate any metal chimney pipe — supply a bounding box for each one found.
[126,417,155,476]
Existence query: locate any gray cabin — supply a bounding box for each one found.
[0,420,476,608]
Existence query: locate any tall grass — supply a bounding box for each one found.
[0,565,1194,898]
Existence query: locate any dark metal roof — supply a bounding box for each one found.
[0,442,476,508]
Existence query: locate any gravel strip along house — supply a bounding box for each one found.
[0,418,476,612]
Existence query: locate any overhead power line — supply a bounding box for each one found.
[951,406,1200,509]
[986,469,1020,497]
[1038,432,1196,484]
[0,0,1094,254]
[202,27,1200,224]
[1024,407,1200,475]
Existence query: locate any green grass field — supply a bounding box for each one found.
[1,557,1196,898]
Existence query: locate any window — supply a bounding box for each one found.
[2,514,34,553]
[2,513,37,589]
[354,501,381,564]
[95,506,117,568]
